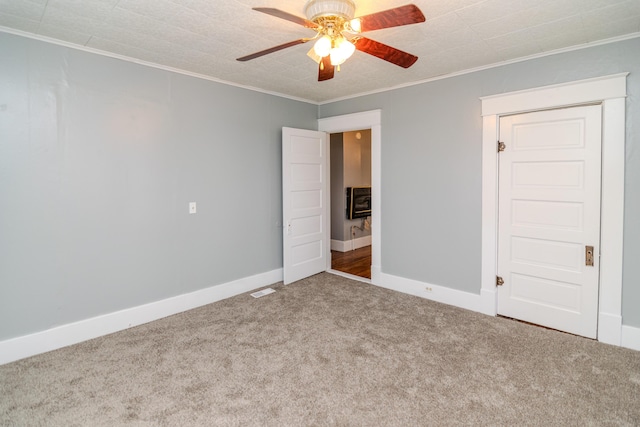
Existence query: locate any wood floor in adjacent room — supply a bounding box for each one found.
[331,245,371,279]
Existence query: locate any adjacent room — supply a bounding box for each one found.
[1,0,639,424]
[330,129,372,279]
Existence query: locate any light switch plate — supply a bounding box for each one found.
[189,202,196,214]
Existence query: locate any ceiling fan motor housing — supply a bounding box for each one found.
[304,0,356,21]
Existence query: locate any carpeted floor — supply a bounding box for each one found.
[1,273,639,426]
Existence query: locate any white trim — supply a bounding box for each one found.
[318,110,382,133]
[318,110,382,283]
[331,236,372,252]
[621,325,640,351]
[331,239,345,252]
[327,269,372,284]
[599,312,623,346]
[318,34,640,105]
[598,97,626,339]
[368,271,640,352]
[0,269,283,365]
[376,272,484,313]
[0,27,313,105]
[480,73,629,116]
[371,265,382,283]
[3,27,638,106]
[481,73,627,345]
[480,115,500,316]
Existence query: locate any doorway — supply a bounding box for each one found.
[329,130,372,279]
[318,109,382,283]
[480,74,626,344]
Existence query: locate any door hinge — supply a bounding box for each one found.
[498,141,506,152]
[496,276,504,286]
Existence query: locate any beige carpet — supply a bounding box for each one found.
[1,273,639,426]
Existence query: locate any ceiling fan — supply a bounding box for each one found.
[236,0,426,81]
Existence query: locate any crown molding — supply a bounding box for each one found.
[2,26,638,106]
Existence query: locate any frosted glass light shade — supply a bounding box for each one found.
[304,0,356,21]
[314,36,332,57]
[330,38,355,65]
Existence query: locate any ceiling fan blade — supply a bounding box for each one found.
[253,7,319,29]
[236,39,310,61]
[318,56,335,81]
[354,4,425,33]
[354,37,418,68]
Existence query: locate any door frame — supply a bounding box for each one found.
[318,110,382,282]
[479,73,627,344]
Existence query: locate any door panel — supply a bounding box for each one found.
[512,161,584,188]
[510,237,583,272]
[512,120,584,150]
[510,274,581,311]
[282,127,329,285]
[512,200,583,230]
[497,105,602,338]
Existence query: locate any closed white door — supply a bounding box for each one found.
[282,127,329,285]
[497,105,602,338]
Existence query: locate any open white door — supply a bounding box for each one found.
[282,127,329,285]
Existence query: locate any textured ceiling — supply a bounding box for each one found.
[1,0,639,103]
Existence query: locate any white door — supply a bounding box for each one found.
[497,105,602,338]
[282,127,330,285]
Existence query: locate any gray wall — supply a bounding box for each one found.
[2,31,639,342]
[319,37,640,328]
[342,130,371,241]
[0,33,317,341]
[330,134,345,241]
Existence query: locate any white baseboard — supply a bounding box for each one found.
[373,271,638,352]
[331,236,371,252]
[330,239,344,251]
[598,312,623,346]
[374,271,484,313]
[3,267,635,365]
[621,324,640,351]
[0,268,283,365]
[479,288,498,316]
[328,269,371,284]
[371,265,382,284]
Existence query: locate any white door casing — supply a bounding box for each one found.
[497,106,602,338]
[318,110,382,282]
[282,127,330,285]
[480,73,627,345]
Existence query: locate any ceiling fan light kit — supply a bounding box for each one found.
[236,2,426,82]
[313,35,332,57]
[329,37,356,66]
